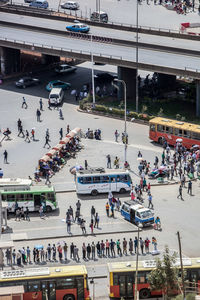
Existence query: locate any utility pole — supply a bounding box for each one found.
[91,35,95,105]
[135,0,139,113]
[134,226,140,300]
[177,231,186,300]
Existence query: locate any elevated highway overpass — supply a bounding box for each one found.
[1,11,200,115]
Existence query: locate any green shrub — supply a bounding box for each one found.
[94,105,108,113]
[157,108,164,117]
[128,111,139,119]
[176,114,181,120]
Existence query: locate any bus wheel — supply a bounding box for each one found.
[91,189,98,196]
[158,137,163,145]
[46,206,52,213]
[139,288,151,299]
[119,188,126,194]
[63,295,75,300]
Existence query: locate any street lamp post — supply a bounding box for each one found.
[90,35,95,105]
[134,225,140,300]
[113,79,127,162]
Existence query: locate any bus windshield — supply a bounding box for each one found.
[138,210,153,219]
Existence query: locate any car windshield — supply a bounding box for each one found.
[139,210,153,219]
[54,82,62,86]
[18,79,24,83]
[50,94,59,99]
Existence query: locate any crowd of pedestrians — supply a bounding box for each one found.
[2,235,159,268]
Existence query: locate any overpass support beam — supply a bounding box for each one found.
[41,54,60,65]
[0,47,21,76]
[196,80,200,117]
[117,67,136,101]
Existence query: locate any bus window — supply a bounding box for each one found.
[56,277,75,289]
[2,194,7,201]
[101,176,109,183]
[110,177,116,183]
[113,273,118,285]
[175,128,182,136]
[150,124,155,131]
[25,193,33,201]
[120,175,128,182]
[7,194,15,202]
[138,272,148,284]
[28,280,40,292]
[16,194,24,201]
[191,132,200,140]
[93,176,100,183]
[78,177,83,184]
[76,277,84,298]
[47,193,55,200]
[83,177,92,184]
[157,125,165,132]
[169,127,173,134]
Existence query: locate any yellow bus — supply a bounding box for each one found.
[108,258,200,299]
[0,265,90,300]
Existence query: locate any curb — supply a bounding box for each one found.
[12,228,141,242]
[55,189,76,193]
[77,108,149,126]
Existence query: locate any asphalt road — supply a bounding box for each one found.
[1,24,200,72]
[10,0,200,30]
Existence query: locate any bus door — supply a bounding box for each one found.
[110,176,117,192]
[41,280,56,300]
[34,194,41,210]
[130,208,135,223]
[119,273,133,298]
[189,270,199,293]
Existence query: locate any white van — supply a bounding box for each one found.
[49,88,64,105]
[60,1,79,9]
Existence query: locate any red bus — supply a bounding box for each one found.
[0,265,90,300]
[108,258,200,299]
[149,117,200,149]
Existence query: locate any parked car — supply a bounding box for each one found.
[15,77,40,88]
[94,72,117,83]
[66,23,90,33]
[55,64,77,75]
[90,11,108,23]
[46,80,71,92]
[29,0,49,9]
[61,1,79,9]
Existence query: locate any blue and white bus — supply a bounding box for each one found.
[121,200,154,227]
[75,170,132,196]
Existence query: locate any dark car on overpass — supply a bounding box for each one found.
[94,72,117,84]
[15,77,40,88]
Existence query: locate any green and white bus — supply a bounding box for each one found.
[0,186,57,213]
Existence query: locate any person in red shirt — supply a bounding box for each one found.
[145,237,150,254]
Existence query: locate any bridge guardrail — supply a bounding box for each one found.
[1,3,200,41]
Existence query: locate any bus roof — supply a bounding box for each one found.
[0,178,32,186]
[76,170,130,177]
[149,117,200,133]
[108,258,200,273]
[0,185,55,194]
[0,265,87,282]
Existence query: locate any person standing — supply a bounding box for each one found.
[94,213,99,228]
[116,239,122,256]
[59,128,63,140]
[17,118,22,131]
[82,243,86,260]
[3,150,8,164]
[39,98,43,111]
[106,154,111,169]
[145,238,150,254]
[85,160,88,170]
[18,125,25,138]
[110,239,115,257]
[12,249,16,265]
[148,193,153,209]
[26,246,31,263]
[22,96,28,109]
[63,243,68,261]
[36,109,41,122]
[188,180,192,195]
[105,240,110,257]
[91,206,95,220]
[87,244,91,260]
[134,237,138,254]
[31,128,35,141]
[67,218,71,234]
[123,238,127,256]
[177,185,183,200]
[52,244,56,261]
[140,237,144,255]
[114,156,119,169]
[114,130,119,142]
[45,170,51,185]
[91,242,96,260]
[25,207,30,221]
[129,238,133,255]
[70,242,74,260]
[105,202,110,217]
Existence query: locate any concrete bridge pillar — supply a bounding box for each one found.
[0,47,21,76]
[196,80,200,117]
[41,54,60,65]
[117,67,136,101]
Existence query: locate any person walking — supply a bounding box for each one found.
[76,200,81,213]
[140,237,144,255]
[22,96,28,109]
[31,128,35,141]
[24,130,30,143]
[3,150,8,164]
[74,246,79,262]
[110,239,116,257]
[18,124,25,138]
[94,213,99,228]
[177,185,183,200]
[25,207,30,221]
[80,219,86,234]
[91,206,95,220]
[39,98,43,111]
[188,180,192,195]
[87,244,91,260]
[129,238,133,255]
[116,239,122,256]
[43,135,51,149]
[59,128,63,140]
[123,238,127,255]
[63,243,68,261]
[82,243,86,260]
[70,243,74,260]
[45,170,51,185]
[17,118,22,131]
[36,109,41,122]
[114,156,119,169]
[66,218,71,234]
